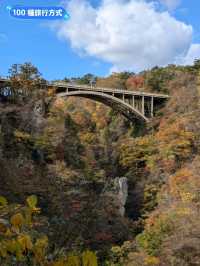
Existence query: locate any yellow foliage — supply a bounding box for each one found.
[180,191,195,202]
[144,256,160,265]
[80,132,96,144]
[176,207,192,216]
[169,168,199,201]
[26,195,38,208]
[10,213,24,229]
[111,246,122,255]
[66,254,81,266]
[24,208,33,225]
[52,252,98,266]
[53,260,67,266]
[82,250,98,266]
[0,242,7,258]
[156,118,195,161]
[53,252,98,266]
[0,196,8,207]
[0,196,98,266]
[6,239,24,260]
[34,135,51,149]
[33,236,48,263]
[49,161,79,181]
[17,234,33,251]
[4,228,12,237]
[47,88,56,97]
[119,135,156,169]
[14,130,31,141]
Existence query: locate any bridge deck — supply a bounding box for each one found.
[53,82,169,99]
[0,78,169,122]
[0,78,169,99]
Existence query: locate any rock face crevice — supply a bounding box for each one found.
[115,177,128,216]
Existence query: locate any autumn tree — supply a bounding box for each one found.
[70,74,97,85]
[144,66,174,93]
[126,75,144,91]
[8,62,46,101]
[0,195,98,266]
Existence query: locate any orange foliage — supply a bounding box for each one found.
[168,168,199,200]
[73,111,90,127]
[156,118,195,161]
[126,75,144,90]
[54,98,65,109]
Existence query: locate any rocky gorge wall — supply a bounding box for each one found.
[0,99,131,253]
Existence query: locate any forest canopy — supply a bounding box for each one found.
[0,61,200,265]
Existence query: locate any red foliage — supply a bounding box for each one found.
[71,200,81,211]
[95,231,113,242]
[126,75,144,90]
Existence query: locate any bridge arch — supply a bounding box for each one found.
[58,90,149,123]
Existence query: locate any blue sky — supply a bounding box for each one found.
[0,0,200,80]
[175,1,200,42]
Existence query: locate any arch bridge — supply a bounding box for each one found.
[52,82,169,123]
[0,79,169,123]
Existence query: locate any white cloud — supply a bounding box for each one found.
[181,44,200,65]
[53,0,194,72]
[159,0,181,10]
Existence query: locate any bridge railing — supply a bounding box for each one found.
[52,82,169,99]
[0,79,169,100]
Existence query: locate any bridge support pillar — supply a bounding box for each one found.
[132,96,135,108]
[151,97,154,117]
[142,96,145,115]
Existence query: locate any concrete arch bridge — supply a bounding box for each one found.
[0,79,169,123]
[52,83,169,123]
